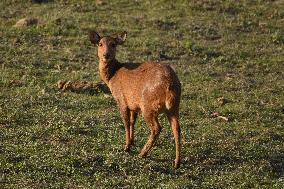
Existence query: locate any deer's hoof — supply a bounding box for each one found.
[174,159,181,169]
[138,151,147,158]
[124,145,130,152]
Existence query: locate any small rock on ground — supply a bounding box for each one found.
[14,17,38,27]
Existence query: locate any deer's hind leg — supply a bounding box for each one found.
[166,111,181,169]
[139,112,161,157]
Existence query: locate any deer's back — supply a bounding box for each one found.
[109,62,181,113]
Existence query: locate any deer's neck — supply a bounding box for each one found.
[99,59,121,86]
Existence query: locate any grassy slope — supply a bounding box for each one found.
[0,0,283,188]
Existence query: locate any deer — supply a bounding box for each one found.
[89,31,182,168]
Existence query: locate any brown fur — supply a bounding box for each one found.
[89,31,182,168]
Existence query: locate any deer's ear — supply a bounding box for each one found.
[115,31,127,45]
[89,31,101,45]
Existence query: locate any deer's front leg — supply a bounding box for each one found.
[119,107,131,152]
[130,110,138,145]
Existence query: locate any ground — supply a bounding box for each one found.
[0,0,283,188]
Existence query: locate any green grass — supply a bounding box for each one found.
[1,0,284,188]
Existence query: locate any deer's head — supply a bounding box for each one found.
[89,31,127,63]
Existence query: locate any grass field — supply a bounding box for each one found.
[1,0,284,188]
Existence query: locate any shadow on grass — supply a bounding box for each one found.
[269,153,284,178]
[180,149,284,179]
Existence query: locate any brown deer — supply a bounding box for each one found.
[89,31,182,168]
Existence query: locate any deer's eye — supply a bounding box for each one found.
[98,43,103,47]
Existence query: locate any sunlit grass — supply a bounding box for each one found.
[1,0,283,188]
